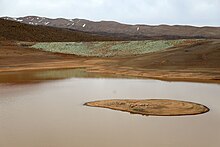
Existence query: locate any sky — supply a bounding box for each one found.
[0,0,220,26]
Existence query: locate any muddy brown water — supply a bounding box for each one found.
[0,70,220,147]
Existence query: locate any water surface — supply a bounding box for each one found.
[0,75,220,147]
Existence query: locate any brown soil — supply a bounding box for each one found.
[0,39,220,83]
[84,99,209,116]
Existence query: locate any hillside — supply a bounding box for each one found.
[0,19,122,42]
[30,40,203,57]
[2,16,220,39]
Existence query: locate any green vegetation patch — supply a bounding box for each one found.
[31,40,192,57]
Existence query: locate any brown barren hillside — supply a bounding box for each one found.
[0,19,121,42]
[2,16,220,39]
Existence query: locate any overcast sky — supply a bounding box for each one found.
[0,0,219,26]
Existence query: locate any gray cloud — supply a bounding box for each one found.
[0,0,219,26]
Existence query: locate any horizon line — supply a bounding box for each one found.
[1,15,220,28]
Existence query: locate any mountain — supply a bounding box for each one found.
[2,16,220,39]
[0,18,123,42]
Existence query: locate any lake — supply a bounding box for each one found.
[0,70,220,147]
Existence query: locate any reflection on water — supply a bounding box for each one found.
[0,68,132,83]
[0,72,220,147]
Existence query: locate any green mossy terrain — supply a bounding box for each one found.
[31,40,195,57]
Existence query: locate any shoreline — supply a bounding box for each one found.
[0,62,219,84]
[1,40,220,84]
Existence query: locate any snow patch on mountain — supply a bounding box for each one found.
[17,19,23,22]
[45,22,50,25]
[38,18,45,22]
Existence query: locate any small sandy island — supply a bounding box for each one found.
[84,99,209,116]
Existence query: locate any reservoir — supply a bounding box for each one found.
[0,70,219,147]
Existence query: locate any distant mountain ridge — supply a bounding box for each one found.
[2,16,220,39]
[0,18,121,42]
